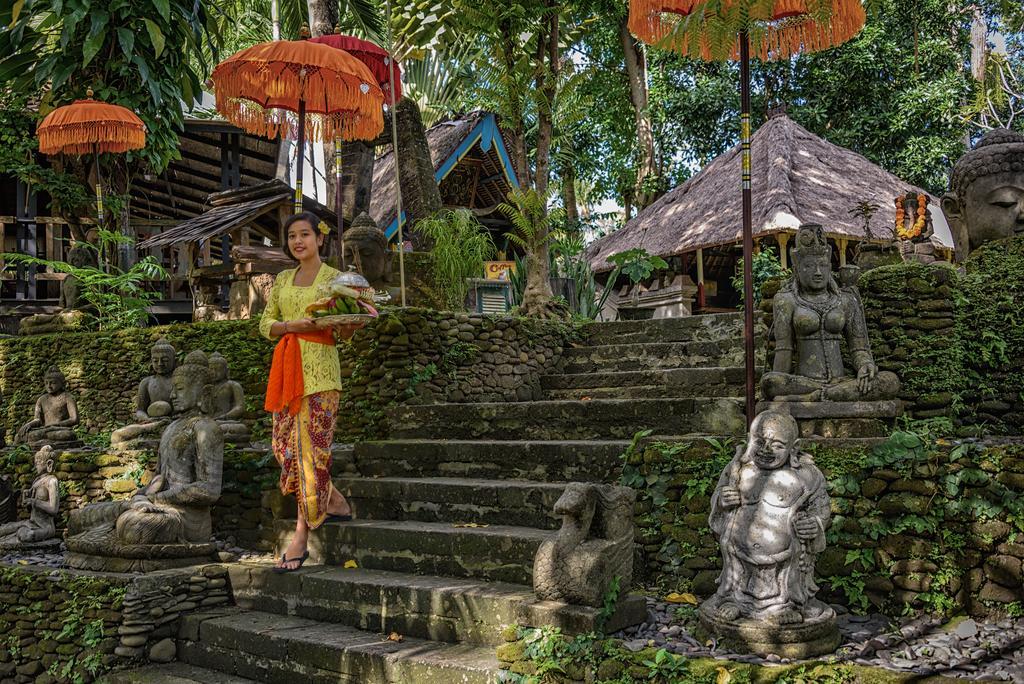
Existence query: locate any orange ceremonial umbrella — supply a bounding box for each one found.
[628,0,866,424]
[211,38,385,213]
[36,90,146,225]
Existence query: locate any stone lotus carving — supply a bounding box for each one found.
[942,128,1024,262]
[0,445,60,551]
[761,224,900,403]
[699,411,839,658]
[67,350,224,572]
[533,482,635,607]
[16,367,80,448]
[111,338,178,450]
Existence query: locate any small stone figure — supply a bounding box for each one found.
[699,411,839,658]
[18,245,94,336]
[208,352,251,444]
[341,213,392,290]
[111,338,177,450]
[942,128,1024,262]
[0,445,60,551]
[761,225,900,402]
[59,244,96,310]
[16,367,80,447]
[533,482,635,607]
[66,350,224,572]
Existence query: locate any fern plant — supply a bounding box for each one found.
[2,230,168,330]
[413,209,496,311]
[500,187,565,317]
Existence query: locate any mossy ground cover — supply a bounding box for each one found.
[496,626,982,684]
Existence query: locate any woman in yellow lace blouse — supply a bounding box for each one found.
[260,212,359,573]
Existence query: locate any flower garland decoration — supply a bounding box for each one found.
[895,193,928,240]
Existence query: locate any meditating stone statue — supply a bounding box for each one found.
[0,445,61,552]
[208,352,251,444]
[342,212,392,290]
[16,367,80,448]
[111,338,177,450]
[66,350,224,573]
[699,411,839,658]
[534,482,635,607]
[761,224,900,402]
[942,128,1024,262]
[17,245,94,336]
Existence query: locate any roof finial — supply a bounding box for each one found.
[768,103,788,119]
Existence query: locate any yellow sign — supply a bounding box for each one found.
[484,261,515,280]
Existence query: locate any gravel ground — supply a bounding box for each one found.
[613,597,1024,682]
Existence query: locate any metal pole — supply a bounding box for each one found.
[336,137,345,267]
[740,31,756,426]
[295,99,306,214]
[383,0,406,306]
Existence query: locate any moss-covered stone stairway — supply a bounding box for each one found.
[109,313,752,684]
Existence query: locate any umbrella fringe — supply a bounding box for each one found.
[38,123,146,156]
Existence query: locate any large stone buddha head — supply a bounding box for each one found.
[342,213,392,288]
[169,350,211,415]
[151,338,177,377]
[943,128,1024,261]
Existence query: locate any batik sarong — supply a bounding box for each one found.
[272,390,339,529]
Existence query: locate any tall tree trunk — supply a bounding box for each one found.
[520,1,558,317]
[620,18,657,211]
[562,163,579,230]
[395,97,442,248]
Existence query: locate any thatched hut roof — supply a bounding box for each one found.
[586,113,953,272]
[370,111,518,238]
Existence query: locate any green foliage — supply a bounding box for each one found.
[550,233,620,320]
[595,575,621,633]
[606,248,668,286]
[414,209,497,311]
[0,0,222,177]
[731,247,790,307]
[3,229,168,330]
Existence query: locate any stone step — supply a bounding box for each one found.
[334,476,565,529]
[99,663,257,683]
[273,518,550,585]
[561,339,746,373]
[541,367,749,400]
[353,439,628,482]
[387,398,747,441]
[228,564,645,646]
[178,608,500,684]
[582,312,745,345]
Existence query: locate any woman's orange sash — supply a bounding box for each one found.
[264,330,336,415]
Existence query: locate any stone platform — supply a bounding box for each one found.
[0,538,61,554]
[698,603,840,659]
[756,399,902,438]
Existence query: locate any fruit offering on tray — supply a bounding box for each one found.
[305,268,381,319]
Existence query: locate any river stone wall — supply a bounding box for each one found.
[0,563,229,683]
[625,436,1024,617]
[0,309,575,444]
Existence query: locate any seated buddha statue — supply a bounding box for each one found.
[761,225,900,403]
[66,351,224,571]
[16,367,80,448]
[342,213,393,291]
[18,245,94,336]
[0,445,60,550]
[208,352,251,444]
[942,128,1024,262]
[111,338,177,450]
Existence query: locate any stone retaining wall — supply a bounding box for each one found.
[0,563,229,683]
[0,310,576,444]
[624,436,1024,617]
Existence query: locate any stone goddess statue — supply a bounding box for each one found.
[699,411,839,657]
[760,224,899,402]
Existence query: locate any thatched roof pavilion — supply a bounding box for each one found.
[586,113,953,274]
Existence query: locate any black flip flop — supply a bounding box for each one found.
[326,512,353,523]
[272,550,309,574]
